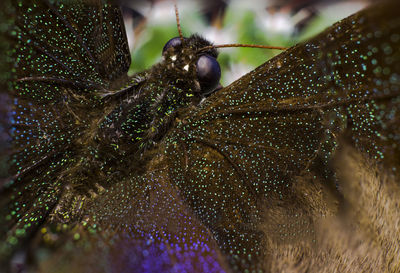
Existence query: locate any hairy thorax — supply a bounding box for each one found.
[55,35,218,202]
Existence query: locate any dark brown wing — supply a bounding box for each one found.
[29,153,231,273]
[1,0,399,272]
[0,1,232,272]
[8,0,130,177]
[162,1,400,270]
[0,0,131,260]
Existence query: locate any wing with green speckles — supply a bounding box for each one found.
[0,0,132,264]
[0,1,232,272]
[162,1,400,271]
[6,0,130,181]
[0,0,400,272]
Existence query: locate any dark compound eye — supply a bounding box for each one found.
[162,37,182,53]
[196,54,221,95]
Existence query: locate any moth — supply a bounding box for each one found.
[0,1,399,273]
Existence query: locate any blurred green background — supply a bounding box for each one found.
[121,0,372,85]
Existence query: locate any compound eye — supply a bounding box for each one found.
[162,37,182,54]
[196,54,221,95]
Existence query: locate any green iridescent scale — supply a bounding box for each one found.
[1,0,132,262]
[165,4,400,269]
[0,1,399,273]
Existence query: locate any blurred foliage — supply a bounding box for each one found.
[127,1,366,85]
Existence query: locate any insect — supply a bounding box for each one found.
[0,1,399,272]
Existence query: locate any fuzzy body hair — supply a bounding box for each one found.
[262,144,400,273]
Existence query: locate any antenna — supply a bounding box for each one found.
[199,43,288,52]
[173,1,288,52]
[174,3,184,42]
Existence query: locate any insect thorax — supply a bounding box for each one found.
[48,36,220,221]
[97,35,217,155]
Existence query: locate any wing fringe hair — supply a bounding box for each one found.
[263,143,400,273]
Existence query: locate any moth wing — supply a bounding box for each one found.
[0,0,133,258]
[164,1,400,269]
[6,0,131,171]
[0,2,233,270]
[31,153,230,273]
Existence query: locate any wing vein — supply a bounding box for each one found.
[190,136,257,197]
[44,0,99,72]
